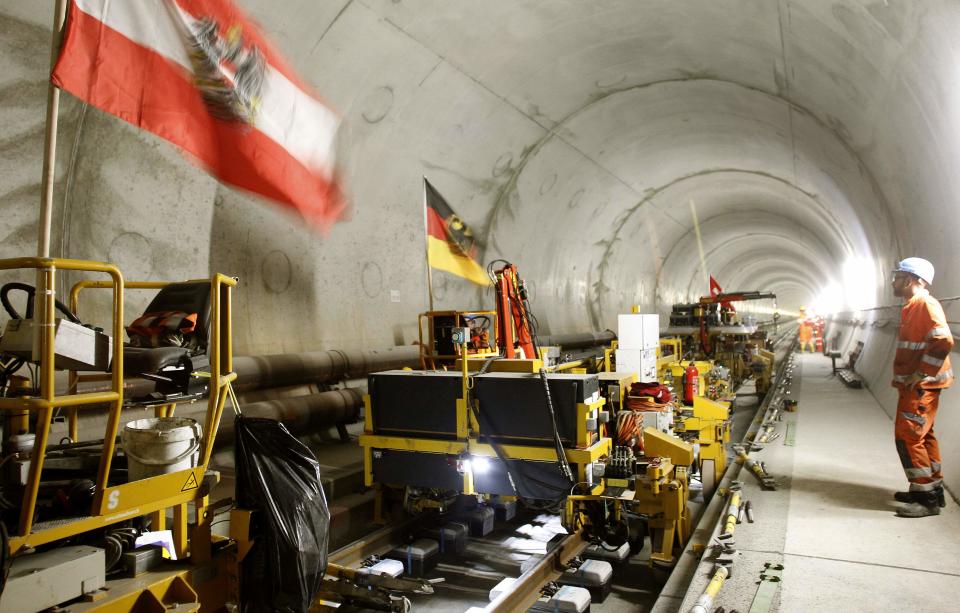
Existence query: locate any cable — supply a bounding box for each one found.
[616,411,643,450]
[538,367,574,484]
[467,357,571,502]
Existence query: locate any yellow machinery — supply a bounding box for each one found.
[597,371,637,417]
[361,264,698,569]
[654,338,732,496]
[359,346,610,507]
[564,427,693,567]
[0,258,430,612]
[0,257,237,610]
[673,396,731,496]
[359,327,695,567]
[418,309,498,369]
[751,347,775,396]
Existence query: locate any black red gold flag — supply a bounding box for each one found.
[424,179,490,286]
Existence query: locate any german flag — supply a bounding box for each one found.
[424,179,491,286]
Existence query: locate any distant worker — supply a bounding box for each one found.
[890,257,953,517]
[797,306,814,352]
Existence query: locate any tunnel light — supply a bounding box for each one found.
[812,281,844,315]
[470,456,491,474]
[842,257,878,311]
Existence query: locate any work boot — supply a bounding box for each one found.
[894,486,946,508]
[896,491,941,518]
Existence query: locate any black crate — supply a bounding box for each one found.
[474,372,598,444]
[371,449,463,490]
[369,370,462,437]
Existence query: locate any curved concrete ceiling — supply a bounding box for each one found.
[2,0,958,363]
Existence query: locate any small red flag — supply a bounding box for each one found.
[709,275,722,298]
[709,276,736,311]
[52,0,345,230]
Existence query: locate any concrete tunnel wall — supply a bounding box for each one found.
[2,1,960,493]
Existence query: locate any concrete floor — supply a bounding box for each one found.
[674,353,960,613]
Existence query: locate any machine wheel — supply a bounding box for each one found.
[701,459,716,501]
[627,519,648,555]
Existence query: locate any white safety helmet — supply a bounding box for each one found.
[893,257,934,286]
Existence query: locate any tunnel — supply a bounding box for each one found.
[2,1,960,610]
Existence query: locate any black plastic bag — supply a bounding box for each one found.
[235,415,330,612]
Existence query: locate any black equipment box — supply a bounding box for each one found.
[371,448,464,491]
[368,370,463,437]
[473,456,573,498]
[368,370,600,444]
[473,372,599,445]
[465,506,495,537]
[386,539,439,577]
[423,522,468,556]
[370,448,573,500]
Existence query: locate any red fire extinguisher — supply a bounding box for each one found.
[683,362,699,405]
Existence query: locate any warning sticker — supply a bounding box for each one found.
[181,472,199,492]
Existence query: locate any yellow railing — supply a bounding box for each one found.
[0,258,236,558]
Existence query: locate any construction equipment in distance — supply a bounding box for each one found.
[666,291,778,393]
[360,263,695,566]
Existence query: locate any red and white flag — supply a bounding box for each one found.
[52,0,345,229]
[709,275,735,311]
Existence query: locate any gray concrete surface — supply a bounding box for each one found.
[3,0,960,542]
[677,353,960,613]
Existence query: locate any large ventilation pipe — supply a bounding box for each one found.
[230,346,420,391]
[539,331,617,350]
[66,333,614,443]
[209,388,363,447]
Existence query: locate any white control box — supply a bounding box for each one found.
[617,313,659,350]
[616,347,658,383]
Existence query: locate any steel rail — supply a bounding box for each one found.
[482,531,588,612]
[326,513,426,569]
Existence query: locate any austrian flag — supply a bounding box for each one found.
[52,0,345,228]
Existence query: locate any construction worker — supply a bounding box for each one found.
[890,257,953,517]
[797,307,814,352]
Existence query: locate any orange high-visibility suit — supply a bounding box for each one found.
[798,320,814,352]
[893,288,954,491]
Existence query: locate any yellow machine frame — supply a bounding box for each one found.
[564,427,693,566]
[752,348,775,395]
[0,257,236,568]
[674,395,731,491]
[359,391,609,497]
[417,310,499,368]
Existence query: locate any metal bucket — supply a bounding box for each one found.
[121,417,202,482]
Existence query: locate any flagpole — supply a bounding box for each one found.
[422,178,435,312]
[38,0,70,258]
[33,0,70,364]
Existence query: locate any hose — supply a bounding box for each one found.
[539,367,574,484]
[616,411,643,451]
[467,358,571,501]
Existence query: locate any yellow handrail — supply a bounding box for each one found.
[0,258,237,555]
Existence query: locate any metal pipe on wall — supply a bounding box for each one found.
[210,388,363,447]
[61,345,422,397]
[538,330,616,350]
[231,346,420,391]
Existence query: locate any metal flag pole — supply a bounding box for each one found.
[690,198,709,292]
[38,0,70,259]
[33,0,70,361]
[423,177,435,312]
